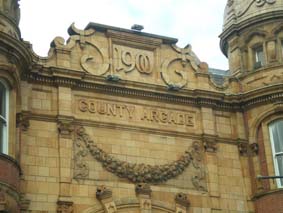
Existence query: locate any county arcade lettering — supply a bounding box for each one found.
[78,99,195,127]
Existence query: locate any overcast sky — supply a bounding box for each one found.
[19,0,228,70]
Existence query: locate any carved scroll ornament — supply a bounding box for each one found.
[237,0,276,17]
[161,45,199,90]
[75,127,206,190]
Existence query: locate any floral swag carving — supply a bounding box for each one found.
[74,127,206,191]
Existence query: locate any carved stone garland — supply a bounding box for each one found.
[75,127,206,190]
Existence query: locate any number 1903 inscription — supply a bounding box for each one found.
[114,45,153,74]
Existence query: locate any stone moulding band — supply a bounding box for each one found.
[74,126,206,190]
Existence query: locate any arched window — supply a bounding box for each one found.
[269,119,283,187]
[0,79,8,154]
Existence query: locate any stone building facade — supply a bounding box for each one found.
[0,0,283,212]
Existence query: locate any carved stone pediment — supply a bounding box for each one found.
[37,22,211,92]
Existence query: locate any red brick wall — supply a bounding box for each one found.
[0,153,21,190]
[255,191,283,213]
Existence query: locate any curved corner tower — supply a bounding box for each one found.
[220,1,283,212]
[0,0,31,212]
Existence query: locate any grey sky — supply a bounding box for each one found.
[19,0,228,69]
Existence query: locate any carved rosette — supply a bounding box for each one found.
[75,126,206,190]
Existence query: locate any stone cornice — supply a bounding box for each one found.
[20,111,248,146]
[23,69,283,111]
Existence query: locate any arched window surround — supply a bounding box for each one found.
[268,119,283,188]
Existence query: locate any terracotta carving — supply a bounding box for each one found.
[75,126,206,191]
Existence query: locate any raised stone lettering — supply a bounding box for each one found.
[78,99,195,127]
[114,45,153,75]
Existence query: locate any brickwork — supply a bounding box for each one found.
[0,0,283,212]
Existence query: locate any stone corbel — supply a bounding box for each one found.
[135,183,152,213]
[57,200,74,213]
[16,112,30,131]
[238,142,259,156]
[57,116,74,138]
[238,143,248,156]
[202,135,217,153]
[175,193,190,213]
[249,143,259,156]
[96,186,117,213]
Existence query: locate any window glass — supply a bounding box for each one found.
[254,46,265,68]
[269,119,283,187]
[0,81,7,154]
[0,82,5,118]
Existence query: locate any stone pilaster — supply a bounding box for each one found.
[57,86,74,200]
[135,183,152,213]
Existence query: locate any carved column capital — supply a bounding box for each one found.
[175,193,190,213]
[238,143,248,156]
[96,185,112,200]
[135,183,152,196]
[57,200,74,213]
[57,116,74,138]
[96,186,117,213]
[238,142,259,156]
[202,135,217,153]
[16,112,30,131]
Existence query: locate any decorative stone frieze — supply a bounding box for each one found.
[75,126,206,190]
[57,200,74,213]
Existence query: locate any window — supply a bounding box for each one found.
[0,80,8,154]
[269,119,283,187]
[254,46,265,69]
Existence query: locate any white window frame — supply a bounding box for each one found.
[269,119,283,188]
[254,45,265,68]
[0,79,8,154]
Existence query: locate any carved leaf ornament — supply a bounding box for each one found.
[75,127,206,190]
